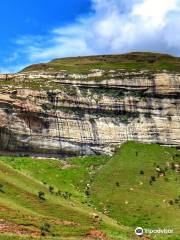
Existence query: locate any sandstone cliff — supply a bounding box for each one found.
[0,54,179,156]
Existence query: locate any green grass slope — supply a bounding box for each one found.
[0,142,180,239]
[0,155,130,240]
[22,52,180,73]
[90,142,180,239]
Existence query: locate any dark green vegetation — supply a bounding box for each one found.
[0,142,180,239]
[22,52,180,73]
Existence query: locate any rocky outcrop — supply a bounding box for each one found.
[0,69,179,156]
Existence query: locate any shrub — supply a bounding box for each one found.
[151,176,156,182]
[85,190,90,196]
[131,91,144,98]
[62,192,72,199]
[144,112,151,118]
[38,191,45,200]
[56,190,72,199]
[56,190,62,196]
[49,186,54,194]
[174,199,179,204]
[116,182,120,187]
[120,115,129,124]
[40,223,50,236]
[89,118,95,124]
[140,170,144,175]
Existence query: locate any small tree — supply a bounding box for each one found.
[49,186,54,194]
[38,191,45,200]
[140,170,144,175]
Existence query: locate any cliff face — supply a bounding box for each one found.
[0,68,179,156]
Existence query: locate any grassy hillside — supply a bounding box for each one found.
[0,155,129,240]
[22,52,180,73]
[90,142,180,239]
[0,142,179,239]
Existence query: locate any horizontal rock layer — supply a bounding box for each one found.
[0,70,179,156]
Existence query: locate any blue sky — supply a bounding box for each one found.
[0,0,91,72]
[1,0,180,73]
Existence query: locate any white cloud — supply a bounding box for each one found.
[5,0,180,72]
[132,0,178,26]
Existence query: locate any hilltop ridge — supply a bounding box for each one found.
[21,52,180,73]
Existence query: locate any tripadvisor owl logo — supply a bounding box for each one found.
[135,227,143,236]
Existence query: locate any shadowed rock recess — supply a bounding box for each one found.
[0,54,179,156]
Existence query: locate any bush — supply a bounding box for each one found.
[151,176,156,182]
[89,118,95,124]
[62,192,72,199]
[40,223,50,236]
[174,199,179,204]
[120,115,129,124]
[56,190,72,199]
[47,91,57,103]
[140,170,144,175]
[49,186,54,194]
[144,112,151,118]
[116,182,120,187]
[85,190,90,196]
[38,191,45,200]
